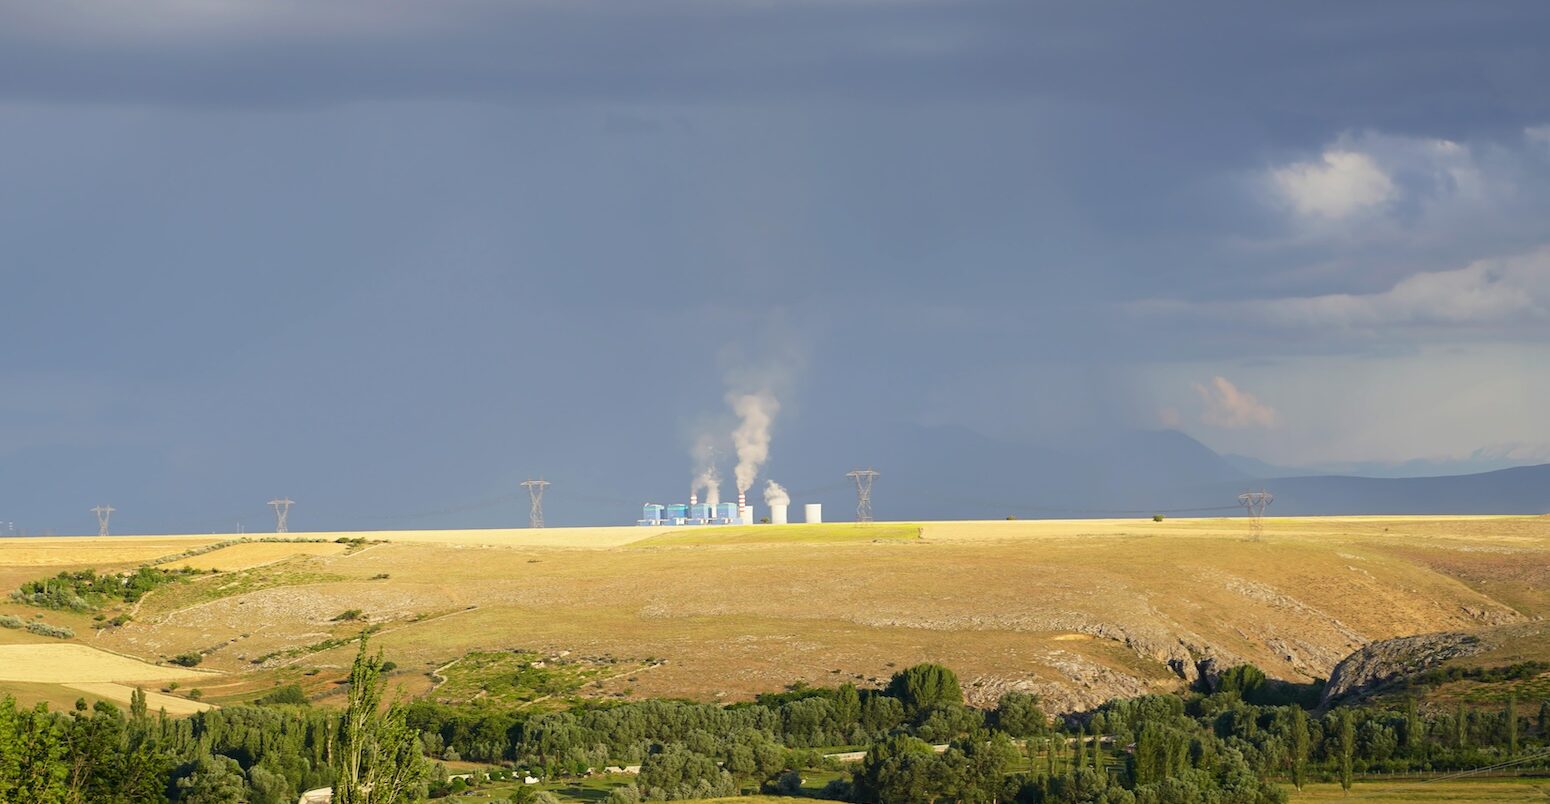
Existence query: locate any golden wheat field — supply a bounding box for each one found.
[1,516,1547,713]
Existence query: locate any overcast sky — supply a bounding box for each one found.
[4,1,1550,532]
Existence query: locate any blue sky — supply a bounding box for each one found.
[3,1,1550,532]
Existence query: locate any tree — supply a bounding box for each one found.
[994,691,1048,738]
[885,664,962,717]
[1286,707,1309,791]
[1506,696,1518,755]
[334,637,428,804]
[175,754,249,804]
[1336,712,1355,794]
[852,733,938,803]
[1402,697,1422,759]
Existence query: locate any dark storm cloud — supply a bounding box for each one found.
[3,1,1550,531]
[2,2,1547,136]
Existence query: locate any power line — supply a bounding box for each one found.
[521,480,550,529]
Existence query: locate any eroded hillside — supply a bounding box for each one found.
[26,516,1538,713]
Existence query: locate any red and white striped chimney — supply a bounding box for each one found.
[690,491,698,507]
[737,491,746,517]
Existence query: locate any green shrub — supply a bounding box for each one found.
[24,621,74,639]
[171,652,203,667]
[256,685,309,706]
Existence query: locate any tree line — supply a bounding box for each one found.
[5,654,1549,803]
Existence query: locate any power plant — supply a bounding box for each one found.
[637,498,821,526]
[637,387,826,526]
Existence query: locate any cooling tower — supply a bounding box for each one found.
[804,503,822,524]
[770,503,788,525]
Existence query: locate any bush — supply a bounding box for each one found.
[256,685,309,706]
[0,614,23,629]
[171,652,204,667]
[25,621,74,639]
[333,608,365,621]
[1153,514,1165,522]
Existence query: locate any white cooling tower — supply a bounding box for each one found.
[804,503,822,524]
[770,503,788,525]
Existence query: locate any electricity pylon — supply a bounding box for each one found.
[847,469,879,524]
[521,480,550,529]
[91,505,115,537]
[1237,490,1273,541]
[268,498,294,533]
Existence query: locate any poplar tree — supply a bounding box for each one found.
[1288,707,1309,791]
[1337,712,1355,794]
[334,637,428,804]
[1506,696,1518,755]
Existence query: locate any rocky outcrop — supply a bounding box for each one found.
[1320,631,1484,706]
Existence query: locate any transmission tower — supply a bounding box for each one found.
[521,480,551,529]
[90,505,115,537]
[268,498,294,533]
[847,468,880,523]
[1237,490,1274,541]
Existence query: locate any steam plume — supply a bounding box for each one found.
[729,391,779,494]
[763,480,790,507]
[695,464,721,507]
[691,434,721,507]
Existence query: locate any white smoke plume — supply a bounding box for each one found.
[691,434,721,507]
[729,391,779,494]
[763,479,790,507]
[695,464,722,507]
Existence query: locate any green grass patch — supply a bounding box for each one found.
[638,523,921,547]
[434,651,643,708]
[139,564,349,614]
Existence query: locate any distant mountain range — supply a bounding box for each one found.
[761,422,1550,521]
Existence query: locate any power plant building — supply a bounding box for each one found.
[638,499,808,526]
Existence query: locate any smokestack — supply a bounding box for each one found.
[690,491,698,507]
[771,504,788,525]
[804,503,822,524]
[737,491,747,519]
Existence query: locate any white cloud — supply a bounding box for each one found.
[1529,125,1550,150]
[1252,247,1550,330]
[1136,246,1550,337]
[1194,376,1279,430]
[1141,343,1550,467]
[1270,150,1394,218]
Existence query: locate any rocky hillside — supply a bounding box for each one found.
[1321,622,1550,707]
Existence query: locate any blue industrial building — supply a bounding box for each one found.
[638,500,742,526]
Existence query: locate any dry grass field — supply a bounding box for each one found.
[1287,778,1550,801]
[156,541,352,571]
[62,682,215,714]
[2,516,1548,714]
[0,644,212,683]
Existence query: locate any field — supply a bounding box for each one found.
[1,516,1548,714]
[156,541,352,571]
[1288,778,1550,801]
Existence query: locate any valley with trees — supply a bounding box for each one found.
[1,518,1548,801]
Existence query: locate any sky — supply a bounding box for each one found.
[3,1,1550,532]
